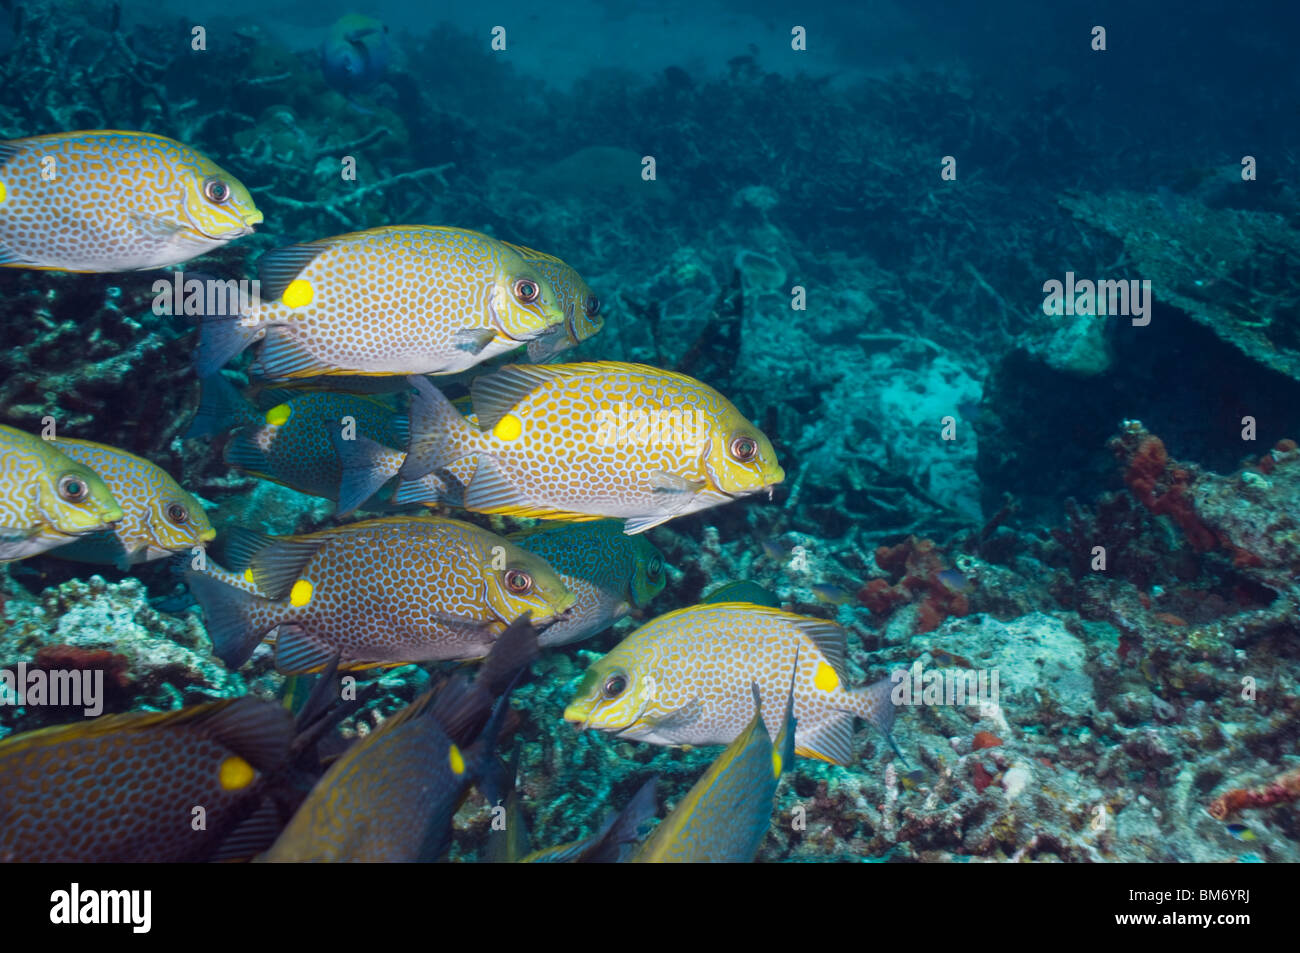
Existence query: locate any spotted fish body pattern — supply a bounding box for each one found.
[632,683,795,863]
[0,697,293,862]
[0,130,261,272]
[50,438,214,566]
[196,226,569,380]
[0,425,123,562]
[510,520,666,646]
[184,516,574,673]
[564,602,898,766]
[402,362,785,534]
[502,241,604,360]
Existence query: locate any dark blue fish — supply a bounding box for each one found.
[320,14,392,99]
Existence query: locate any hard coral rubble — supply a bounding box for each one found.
[1110,420,1300,589]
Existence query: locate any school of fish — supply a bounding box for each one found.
[0,123,903,863]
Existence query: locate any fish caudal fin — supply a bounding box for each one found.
[193,280,264,379]
[183,565,280,669]
[845,675,905,762]
[332,431,405,517]
[186,372,256,439]
[399,376,474,481]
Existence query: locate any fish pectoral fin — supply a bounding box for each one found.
[643,697,704,733]
[452,328,497,354]
[128,210,188,240]
[621,513,678,535]
[649,469,705,494]
[257,242,329,302]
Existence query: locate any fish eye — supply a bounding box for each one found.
[728,435,758,462]
[603,673,628,698]
[648,555,663,577]
[504,569,533,594]
[166,503,190,524]
[585,295,601,317]
[57,474,89,502]
[513,279,540,304]
[203,177,231,204]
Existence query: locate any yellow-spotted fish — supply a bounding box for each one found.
[400,362,784,534]
[183,516,574,672]
[0,696,294,862]
[195,226,569,380]
[186,373,412,507]
[0,130,261,271]
[265,613,538,862]
[48,438,214,568]
[632,680,795,863]
[502,241,604,361]
[564,602,898,765]
[0,425,122,562]
[509,520,666,646]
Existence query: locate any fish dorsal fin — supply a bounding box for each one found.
[257,243,332,302]
[470,364,572,432]
[786,613,848,683]
[0,141,23,168]
[500,239,564,265]
[222,527,276,573]
[185,695,294,772]
[247,537,326,601]
[0,697,293,773]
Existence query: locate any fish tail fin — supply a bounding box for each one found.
[196,311,264,378]
[186,372,257,439]
[332,431,405,516]
[398,376,475,482]
[577,777,658,863]
[183,560,280,669]
[847,675,905,763]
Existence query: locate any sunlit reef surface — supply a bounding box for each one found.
[1,0,1298,861]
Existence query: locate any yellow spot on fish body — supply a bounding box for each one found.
[814,661,839,692]
[0,178,6,203]
[449,744,465,775]
[243,568,255,584]
[492,414,523,441]
[219,755,255,790]
[282,279,314,308]
[772,750,783,778]
[265,403,292,426]
[289,578,313,607]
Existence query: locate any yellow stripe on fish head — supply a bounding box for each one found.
[32,453,123,534]
[147,489,216,553]
[699,396,785,495]
[563,659,645,734]
[480,538,575,625]
[489,244,568,341]
[174,144,263,239]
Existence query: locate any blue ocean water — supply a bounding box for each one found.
[0,0,1297,869]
